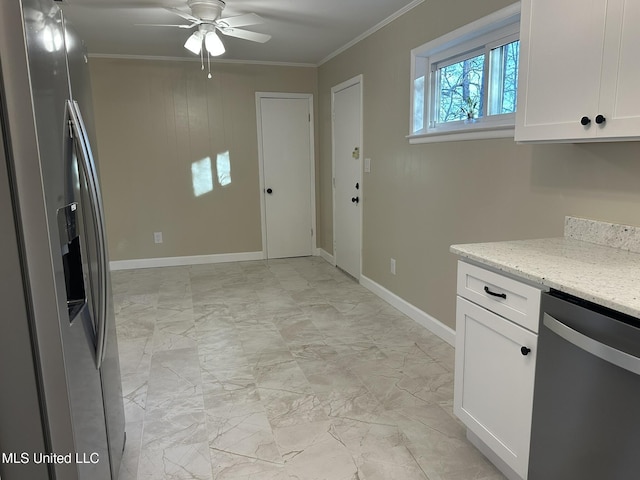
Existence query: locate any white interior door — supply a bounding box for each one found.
[332,77,362,279]
[258,95,315,259]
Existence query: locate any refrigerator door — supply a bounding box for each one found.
[67,98,126,477]
[64,17,126,475]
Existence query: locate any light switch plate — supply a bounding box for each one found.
[364,158,371,173]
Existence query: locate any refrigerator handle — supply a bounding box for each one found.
[66,100,108,369]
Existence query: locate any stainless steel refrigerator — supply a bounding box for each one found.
[0,1,125,479]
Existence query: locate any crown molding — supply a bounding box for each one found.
[318,0,425,66]
[87,53,316,68]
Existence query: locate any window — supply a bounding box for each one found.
[410,3,521,143]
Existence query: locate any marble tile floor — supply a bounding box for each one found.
[112,256,505,480]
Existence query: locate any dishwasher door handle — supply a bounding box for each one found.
[544,313,640,376]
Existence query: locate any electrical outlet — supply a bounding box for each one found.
[390,258,396,275]
[154,232,163,244]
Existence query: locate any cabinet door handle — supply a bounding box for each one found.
[484,286,506,299]
[595,114,606,125]
[580,116,591,126]
[521,346,531,356]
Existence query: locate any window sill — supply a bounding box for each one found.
[407,125,514,144]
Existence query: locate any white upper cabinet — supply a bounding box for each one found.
[515,0,640,142]
[599,0,640,138]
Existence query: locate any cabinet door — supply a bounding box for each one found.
[515,0,607,142]
[597,0,640,137]
[454,296,537,479]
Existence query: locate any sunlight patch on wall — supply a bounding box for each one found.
[217,150,232,187]
[191,157,214,197]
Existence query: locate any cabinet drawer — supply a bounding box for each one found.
[457,261,542,332]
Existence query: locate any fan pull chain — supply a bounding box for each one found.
[207,49,212,79]
[200,46,204,71]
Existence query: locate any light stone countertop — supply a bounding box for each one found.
[451,236,640,318]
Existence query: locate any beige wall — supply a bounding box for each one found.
[90,58,317,261]
[318,0,640,330]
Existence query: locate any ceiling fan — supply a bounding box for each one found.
[139,0,271,60]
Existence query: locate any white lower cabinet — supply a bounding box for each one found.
[454,261,542,480]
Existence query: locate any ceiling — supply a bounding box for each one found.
[58,0,423,65]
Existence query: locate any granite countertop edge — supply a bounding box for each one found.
[450,237,640,319]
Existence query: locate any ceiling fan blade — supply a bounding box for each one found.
[64,1,184,8]
[164,7,200,23]
[217,13,264,28]
[135,23,196,29]
[218,27,271,43]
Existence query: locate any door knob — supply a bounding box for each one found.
[266,188,273,194]
[355,182,359,190]
[351,196,359,204]
[580,116,591,126]
[521,346,531,356]
[595,114,606,125]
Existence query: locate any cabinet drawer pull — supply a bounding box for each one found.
[484,286,506,299]
[580,116,591,126]
[595,114,606,125]
[521,346,531,356]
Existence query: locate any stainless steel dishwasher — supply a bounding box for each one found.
[528,290,640,479]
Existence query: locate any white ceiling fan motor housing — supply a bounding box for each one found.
[187,0,226,22]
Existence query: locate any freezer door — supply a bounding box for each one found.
[0,85,50,480]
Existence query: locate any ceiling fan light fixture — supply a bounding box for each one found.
[205,31,225,56]
[184,30,203,54]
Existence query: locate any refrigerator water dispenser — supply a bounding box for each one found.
[57,202,86,321]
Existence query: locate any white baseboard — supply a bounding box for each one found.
[109,251,264,271]
[316,248,335,265]
[360,275,455,346]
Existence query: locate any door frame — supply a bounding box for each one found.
[331,75,363,277]
[255,92,316,259]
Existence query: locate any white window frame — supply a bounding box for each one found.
[409,3,521,144]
